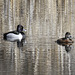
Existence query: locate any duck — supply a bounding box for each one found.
[56,32,74,44]
[3,24,26,42]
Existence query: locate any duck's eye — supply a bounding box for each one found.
[69,35,72,39]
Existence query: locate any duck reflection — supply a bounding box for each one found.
[17,40,26,47]
[3,24,26,47]
[65,44,73,52]
[56,32,74,52]
[57,42,73,52]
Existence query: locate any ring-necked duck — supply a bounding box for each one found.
[3,24,26,42]
[56,32,74,44]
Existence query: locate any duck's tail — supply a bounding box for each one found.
[3,33,7,40]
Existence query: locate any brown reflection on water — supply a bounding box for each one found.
[0,37,75,75]
[0,0,75,74]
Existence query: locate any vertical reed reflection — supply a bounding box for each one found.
[0,0,75,75]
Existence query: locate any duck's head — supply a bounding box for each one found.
[65,32,72,39]
[17,24,26,32]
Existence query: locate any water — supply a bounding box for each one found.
[0,35,75,75]
[0,0,75,75]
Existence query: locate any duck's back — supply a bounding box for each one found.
[57,38,73,43]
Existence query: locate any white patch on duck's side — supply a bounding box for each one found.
[7,33,23,42]
[18,33,23,41]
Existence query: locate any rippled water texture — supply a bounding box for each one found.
[0,0,75,75]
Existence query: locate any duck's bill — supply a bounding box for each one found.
[23,29,27,32]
